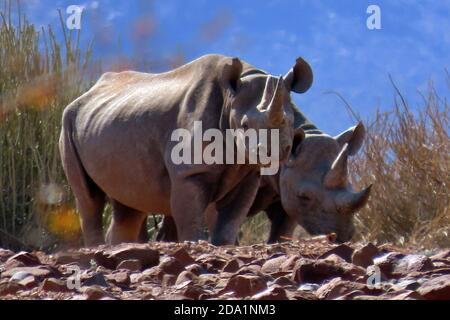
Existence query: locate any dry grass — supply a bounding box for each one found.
[0,1,93,249]
[351,80,449,248]
[239,212,271,245]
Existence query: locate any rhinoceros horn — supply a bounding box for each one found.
[324,143,349,188]
[258,76,285,126]
[335,185,372,214]
[258,77,272,111]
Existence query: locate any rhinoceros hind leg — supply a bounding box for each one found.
[106,200,148,245]
[75,192,106,247]
[59,115,106,247]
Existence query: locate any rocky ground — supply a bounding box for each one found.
[0,236,449,300]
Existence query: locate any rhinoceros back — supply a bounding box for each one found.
[60,54,234,214]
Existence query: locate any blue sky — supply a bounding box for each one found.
[22,0,450,135]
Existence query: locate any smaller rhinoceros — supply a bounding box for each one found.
[267,121,372,243]
[156,116,372,244]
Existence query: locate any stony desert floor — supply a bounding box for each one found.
[0,237,449,300]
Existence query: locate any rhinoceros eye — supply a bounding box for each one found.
[299,195,310,201]
[298,193,313,206]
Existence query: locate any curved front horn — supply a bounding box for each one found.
[267,76,285,126]
[324,143,349,188]
[336,185,372,214]
[257,77,273,112]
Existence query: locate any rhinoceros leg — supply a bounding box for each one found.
[138,218,149,243]
[266,202,296,243]
[169,176,212,242]
[157,205,218,242]
[155,215,179,242]
[74,193,106,246]
[59,117,106,247]
[211,171,260,245]
[105,200,148,244]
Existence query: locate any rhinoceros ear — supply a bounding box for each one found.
[221,57,243,93]
[334,121,366,156]
[284,57,313,94]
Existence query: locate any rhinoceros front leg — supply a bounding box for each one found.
[170,176,211,242]
[266,202,297,243]
[211,171,261,245]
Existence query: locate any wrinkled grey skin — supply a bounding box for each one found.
[157,121,371,244]
[59,54,313,246]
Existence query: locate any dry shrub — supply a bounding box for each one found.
[239,212,271,245]
[351,81,449,248]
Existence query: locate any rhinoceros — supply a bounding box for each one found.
[156,120,372,244]
[154,66,371,244]
[273,122,372,243]
[59,54,313,246]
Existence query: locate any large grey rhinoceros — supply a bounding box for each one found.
[59,54,313,246]
[155,65,372,244]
